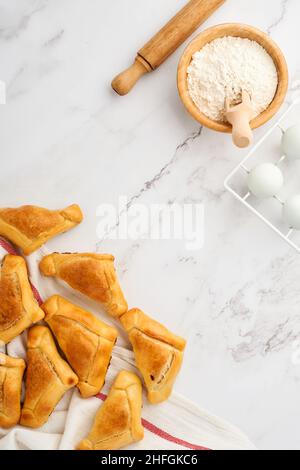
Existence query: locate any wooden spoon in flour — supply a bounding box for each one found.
[225,91,255,148]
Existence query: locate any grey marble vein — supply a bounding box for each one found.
[0,1,47,40]
[267,0,290,35]
[290,77,300,92]
[43,29,64,47]
[7,64,27,91]
[96,126,203,247]
[218,249,300,363]
[126,126,203,208]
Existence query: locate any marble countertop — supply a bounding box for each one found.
[1,0,300,450]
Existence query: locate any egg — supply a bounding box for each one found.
[247,163,284,198]
[281,124,300,160]
[283,195,300,230]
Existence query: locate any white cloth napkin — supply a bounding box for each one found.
[0,238,255,450]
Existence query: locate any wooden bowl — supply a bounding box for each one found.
[177,24,289,133]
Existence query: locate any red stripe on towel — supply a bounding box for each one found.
[30,283,44,306]
[0,237,18,255]
[141,419,210,451]
[0,237,43,305]
[96,392,210,451]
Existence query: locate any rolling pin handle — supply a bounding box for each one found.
[111,57,150,96]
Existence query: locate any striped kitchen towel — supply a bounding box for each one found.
[0,237,255,451]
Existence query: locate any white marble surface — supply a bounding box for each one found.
[1,0,300,450]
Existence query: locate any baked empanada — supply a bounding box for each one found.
[42,295,118,398]
[20,325,78,428]
[0,204,83,255]
[39,253,127,317]
[0,353,26,428]
[0,255,44,345]
[77,370,144,450]
[120,308,186,404]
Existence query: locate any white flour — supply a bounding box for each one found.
[187,36,278,122]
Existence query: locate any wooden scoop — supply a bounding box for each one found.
[225,91,255,148]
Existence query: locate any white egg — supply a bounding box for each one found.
[283,195,300,230]
[247,163,284,199]
[281,125,300,160]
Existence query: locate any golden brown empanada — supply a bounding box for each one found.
[39,253,128,317]
[77,370,144,450]
[0,353,26,428]
[20,325,78,428]
[120,308,186,404]
[0,204,83,255]
[42,295,118,398]
[0,255,45,345]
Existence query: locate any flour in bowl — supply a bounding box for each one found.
[187,36,278,122]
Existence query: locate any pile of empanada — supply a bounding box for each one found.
[0,204,186,450]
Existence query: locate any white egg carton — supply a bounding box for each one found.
[224,95,300,253]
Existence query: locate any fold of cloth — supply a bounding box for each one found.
[0,238,255,450]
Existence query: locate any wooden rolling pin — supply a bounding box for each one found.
[112,0,226,95]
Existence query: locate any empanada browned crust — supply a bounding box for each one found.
[20,326,78,428]
[120,309,186,404]
[0,353,26,428]
[0,204,83,255]
[39,253,128,317]
[42,295,118,398]
[0,255,44,345]
[77,371,144,450]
